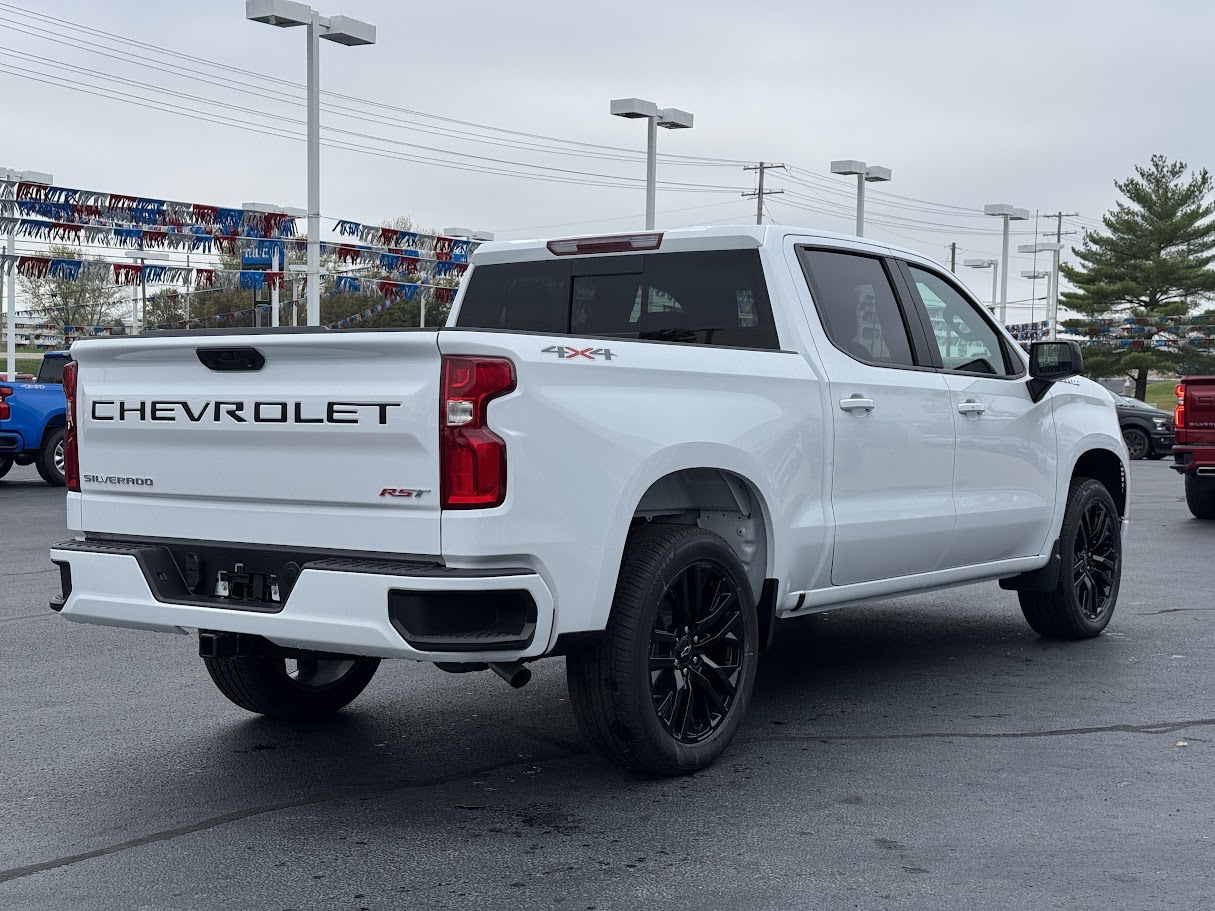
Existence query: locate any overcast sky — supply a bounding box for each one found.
[2,0,1212,320]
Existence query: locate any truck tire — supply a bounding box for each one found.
[202,655,380,718]
[566,524,759,777]
[1019,478,1121,639]
[1121,427,1148,460]
[36,427,66,487]
[0,457,11,479]
[1185,474,1215,520]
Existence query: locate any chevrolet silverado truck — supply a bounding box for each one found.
[49,227,1129,776]
[1170,376,1215,518]
[0,350,70,484]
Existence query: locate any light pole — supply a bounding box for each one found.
[983,204,1029,324]
[246,0,376,327]
[963,258,999,316]
[610,99,694,230]
[1019,242,1064,339]
[1020,270,1050,325]
[830,160,892,237]
[1,168,53,381]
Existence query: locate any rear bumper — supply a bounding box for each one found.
[0,432,23,454]
[49,539,556,661]
[1171,447,1215,474]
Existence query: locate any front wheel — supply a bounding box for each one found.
[1019,478,1121,639]
[36,427,66,487]
[1122,427,1149,461]
[203,653,380,718]
[1185,474,1215,520]
[566,524,759,777]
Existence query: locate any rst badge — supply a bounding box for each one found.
[542,345,616,361]
[380,488,429,499]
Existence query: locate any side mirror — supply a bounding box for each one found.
[1028,340,1083,402]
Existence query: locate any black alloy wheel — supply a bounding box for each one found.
[1071,498,1118,621]
[565,524,759,776]
[1019,477,1121,639]
[1122,427,1149,460]
[648,561,746,745]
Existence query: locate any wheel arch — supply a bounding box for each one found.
[1072,447,1127,517]
[40,414,66,448]
[630,465,775,600]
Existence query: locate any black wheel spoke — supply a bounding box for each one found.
[649,655,677,672]
[690,667,728,714]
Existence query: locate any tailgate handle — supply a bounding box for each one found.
[197,347,265,372]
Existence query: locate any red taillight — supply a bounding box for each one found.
[546,233,663,256]
[0,386,11,421]
[61,360,80,491]
[440,355,515,509]
[1175,383,1186,430]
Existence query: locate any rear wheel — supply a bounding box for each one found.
[36,427,65,487]
[203,654,380,718]
[1019,478,1121,639]
[566,524,758,777]
[1122,427,1149,460]
[1185,474,1215,520]
[0,457,11,479]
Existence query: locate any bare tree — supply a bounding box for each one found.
[18,244,120,331]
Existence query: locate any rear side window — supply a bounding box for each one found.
[456,250,779,350]
[37,356,65,384]
[798,249,916,368]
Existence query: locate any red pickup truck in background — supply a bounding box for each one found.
[1172,376,1215,518]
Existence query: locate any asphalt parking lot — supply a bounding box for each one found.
[1,460,1212,910]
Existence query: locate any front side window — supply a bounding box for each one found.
[908,266,1014,376]
[798,249,916,368]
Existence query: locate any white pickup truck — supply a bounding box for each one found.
[50,226,1128,776]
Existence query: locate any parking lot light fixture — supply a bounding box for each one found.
[1019,241,1065,339]
[984,204,1030,324]
[830,160,892,237]
[964,258,1000,315]
[611,98,694,231]
[246,0,376,327]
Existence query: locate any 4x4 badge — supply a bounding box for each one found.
[542,345,616,361]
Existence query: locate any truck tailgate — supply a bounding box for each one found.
[72,332,442,556]
[1178,376,1215,446]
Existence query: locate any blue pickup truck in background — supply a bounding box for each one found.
[0,350,70,486]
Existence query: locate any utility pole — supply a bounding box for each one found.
[1047,212,1077,340]
[949,242,957,273]
[743,163,785,225]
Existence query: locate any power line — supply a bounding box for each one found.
[0,53,747,193]
[0,4,747,167]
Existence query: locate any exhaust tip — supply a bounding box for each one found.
[488,661,531,688]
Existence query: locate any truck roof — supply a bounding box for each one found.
[471,223,938,267]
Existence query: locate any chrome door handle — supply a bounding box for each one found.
[839,396,875,413]
[957,399,986,415]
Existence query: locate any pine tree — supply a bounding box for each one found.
[1061,156,1215,399]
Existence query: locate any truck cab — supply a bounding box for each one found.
[0,350,69,484]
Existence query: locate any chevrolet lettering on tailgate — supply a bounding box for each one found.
[89,400,403,425]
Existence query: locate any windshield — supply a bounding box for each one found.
[1115,394,1153,409]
